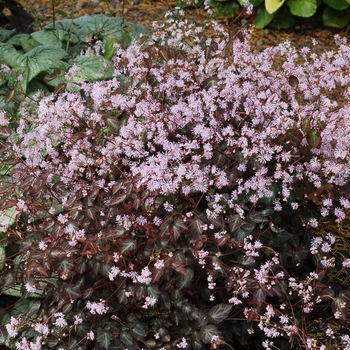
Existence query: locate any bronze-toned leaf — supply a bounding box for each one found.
[285,128,303,146]
[43,69,61,82]
[54,83,67,95]
[201,76,219,90]
[288,75,299,89]
[109,193,126,206]
[0,127,11,140]
[5,89,15,104]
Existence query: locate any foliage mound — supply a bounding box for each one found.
[1,10,350,350]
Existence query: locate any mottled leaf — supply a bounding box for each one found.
[120,239,137,254]
[208,303,233,325]
[228,214,243,233]
[199,324,223,344]
[131,322,147,338]
[120,332,134,346]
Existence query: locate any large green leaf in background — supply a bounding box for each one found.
[76,15,125,43]
[323,5,350,26]
[271,5,296,27]
[254,6,276,27]
[323,0,349,9]
[265,0,286,13]
[287,0,318,16]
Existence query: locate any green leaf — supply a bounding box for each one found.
[0,206,19,233]
[0,327,7,345]
[44,18,80,44]
[120,239,137,254]
[209,0,240,16]
[254,6,276,27]
[120,332,134,346]
[97,330,112,349]
[0,246,5,270]
[306,130,322,148]
[27,300,41,318]
[131,322,147,338]
[271,5,296,27]
[31,29,68,48]
[25,46,68,68]
[172,216,187,240]
[147,284,160,299]
[6,34,29,46]
[265,0,286,13]
[287,0,317,17]
[27,79,51,96]
[301,118,311,133]
[123,21,151,41]
[323,0,349,9]
[208,303,233,325]
[114,225,126,238]
[55,9,69,17]
[72,56,114,82]
[176,268,194,290]
[322,6,350,27]
[0,27,17,42]
[20,36,41,52]
[249,212,269,223]
[228,214,243,232]
[104,37,117,60]
[199,325,223,344]
[76,15,124,43]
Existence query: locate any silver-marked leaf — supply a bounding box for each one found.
[97,330,112,349]
[120,332,133,346]
[208,303,233,325]
[228,214,243,232]
[120,239,137,254]
[249,212,269,223]
[109,193,126,206]
[172,216,187,240]
[72,56,114,82]
[131,322,147,338]
[199,324,223,344]
[76,15,124,43]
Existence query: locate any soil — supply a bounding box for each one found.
[8,0,350,53]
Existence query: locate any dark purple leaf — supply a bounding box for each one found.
[253,289,266,308]
[199,324,223,344]
[288,75,299,89]
[228,214,243,233]
[208,303,233,325]
[0,126,12,139]
[285,128,303,146]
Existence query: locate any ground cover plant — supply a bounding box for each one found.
[1,6,350,350]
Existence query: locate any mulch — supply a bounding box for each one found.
[3,0,349,53]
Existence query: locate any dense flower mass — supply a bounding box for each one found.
[1,10,350,350]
